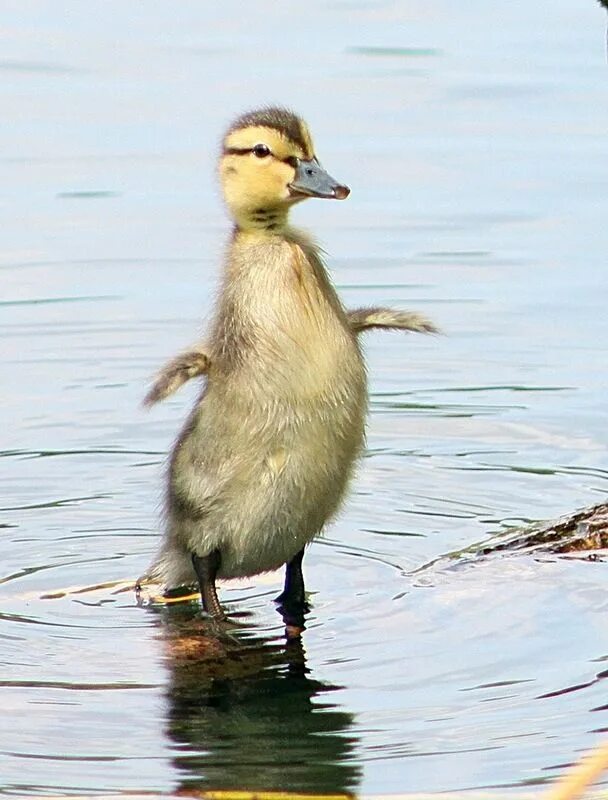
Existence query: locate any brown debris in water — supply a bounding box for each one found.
[479,502,608,557]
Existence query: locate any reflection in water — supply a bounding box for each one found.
[154,604,360,795]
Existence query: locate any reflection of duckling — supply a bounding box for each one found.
[157,605,360,794]
[140,107,437,619]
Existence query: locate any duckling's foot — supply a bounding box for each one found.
[275,547,309,633]
[192,550,225,620]
[275,547,306,606]
[277,600,309,636]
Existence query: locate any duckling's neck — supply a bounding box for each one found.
[232,205,290,234]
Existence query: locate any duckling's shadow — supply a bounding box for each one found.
[147,601,361,795]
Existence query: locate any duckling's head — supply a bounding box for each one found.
[219,107,349,232]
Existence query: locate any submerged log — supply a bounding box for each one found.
[477,502,608,557]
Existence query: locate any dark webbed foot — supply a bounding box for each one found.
[192,549,225,620]
[275,548,309,632]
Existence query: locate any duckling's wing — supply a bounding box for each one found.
[143,347,211,407]
[347,306,439,334]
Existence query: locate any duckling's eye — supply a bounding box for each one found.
[252,144,271,158]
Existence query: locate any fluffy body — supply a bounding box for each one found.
[146,228,367,587]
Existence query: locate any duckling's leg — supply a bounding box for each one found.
[276,548,308,627]
[191,549,225,619]
[348,307,438,335]
[143,348,211,407]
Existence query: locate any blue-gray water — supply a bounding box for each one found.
[2,1,608,796]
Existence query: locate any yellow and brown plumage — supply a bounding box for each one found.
[140,107,436,621]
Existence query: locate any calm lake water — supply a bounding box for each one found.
[2,1,608,796]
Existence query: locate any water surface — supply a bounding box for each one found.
[2,1,608,796]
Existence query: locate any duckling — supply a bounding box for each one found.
[140,107,437,620]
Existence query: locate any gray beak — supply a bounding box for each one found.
[289,158,350,200]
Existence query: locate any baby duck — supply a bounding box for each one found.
[140,107,436,621]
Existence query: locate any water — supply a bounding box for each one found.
[2,1,608,796]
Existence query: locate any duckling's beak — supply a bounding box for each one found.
[289,158,350,200]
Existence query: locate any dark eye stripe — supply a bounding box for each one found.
[223,145,272,157]
[223,146,299,166]
[223,146,256,156]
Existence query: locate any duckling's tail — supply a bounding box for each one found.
[347,306,439,334]
[138,542,198,593]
